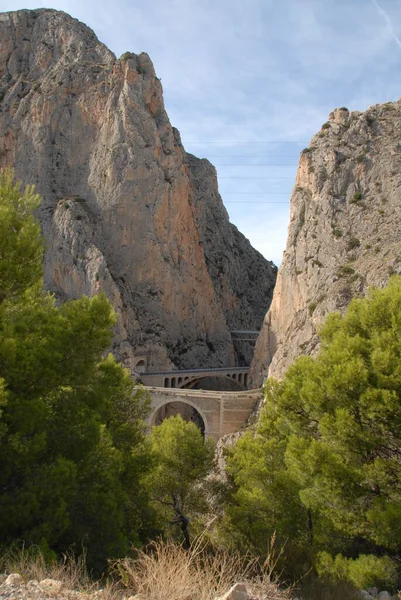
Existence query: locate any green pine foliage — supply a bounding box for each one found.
[224,277,401,586]
[0,169,43,302]
[316,552,398,590]
[145,415,215,547]
[0,170,151,573]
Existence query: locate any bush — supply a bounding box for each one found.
[309,302,317,315]
[316,552,398,591]
[120,51,134,61]
[346,237,360,251]
[350,192,363,203]
[112,538,291,600]
[337,264,355,277]
[0,546,90,589]
[298,576,360,600]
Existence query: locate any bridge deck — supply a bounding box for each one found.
[141,366,249,377]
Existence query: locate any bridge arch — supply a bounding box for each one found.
[149,397,209,437]
[141,367,249,391]
[181,374,246,391]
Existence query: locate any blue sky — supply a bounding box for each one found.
[3,0,401,265]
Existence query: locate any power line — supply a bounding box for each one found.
[224,200,290,206]
[202,164,297,166]
[222,192,290,195]
[191,164,297,167]
[194,155,300,158]
[218,177,293,179]
[186,141,308,144]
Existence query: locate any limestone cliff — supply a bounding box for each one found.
[0,9,276,372]
[250,104,401,386]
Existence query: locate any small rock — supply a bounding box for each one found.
[366,588,378,598]
[360,593,374,600]
[217,583,248,600]
[39,578,63,592]
[4,573,23,586]
[378,592,392,600]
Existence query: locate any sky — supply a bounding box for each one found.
[3,0,401,265]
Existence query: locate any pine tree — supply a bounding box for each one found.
[0,170,151,572]
[226,278,401,582]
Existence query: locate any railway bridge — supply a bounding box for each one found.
[141,366,249,390]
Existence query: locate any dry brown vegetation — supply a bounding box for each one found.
[0,539,291,600]
[0,546,91,590]
[111,537,291,600]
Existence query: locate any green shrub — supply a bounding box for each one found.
[350,192,363,203]
[316,552,398,591]
[322,122,331,130]
[309,302,317,315]
[120,51,134,61]
[346,237,360,251]
[337,264,355,277]
[298,576,360,600]
[332,228,343,238]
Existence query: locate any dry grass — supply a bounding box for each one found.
[112,536,291,600]
[0,545,91,590]
[1,538,291,600]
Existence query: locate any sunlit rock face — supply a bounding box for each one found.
[0,9,276,372]
[250,104,401,386]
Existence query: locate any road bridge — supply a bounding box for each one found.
[230,330,260,342]
[146,386,263,441]
[141,366,249,390]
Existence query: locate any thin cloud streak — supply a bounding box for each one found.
[370,0,401,52]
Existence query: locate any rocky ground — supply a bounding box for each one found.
[0,574,105,600]
[0,574,289,600]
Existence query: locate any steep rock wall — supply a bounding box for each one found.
[251,103,401,386]
[0,9,276,372]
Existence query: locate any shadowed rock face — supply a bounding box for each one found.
[0,9,276,372]
[250,104,401,386]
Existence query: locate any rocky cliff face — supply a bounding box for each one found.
[250,103,401,386]
[0,9,276,373]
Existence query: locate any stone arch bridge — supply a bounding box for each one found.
[141,366,249,390]
[145,386,263,441]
